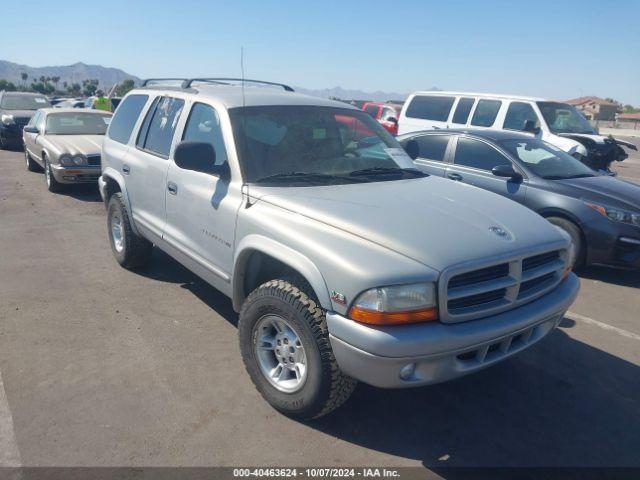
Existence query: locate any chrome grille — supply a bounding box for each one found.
[440,248,567,323]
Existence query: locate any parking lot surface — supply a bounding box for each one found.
[0,141,639,470]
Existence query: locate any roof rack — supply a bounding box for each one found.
[141,78,191,87]
[183,78,294,91]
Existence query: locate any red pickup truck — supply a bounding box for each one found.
[362,102,401,135]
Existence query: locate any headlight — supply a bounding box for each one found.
[1,114,15,125]
[71,154,87,166]
[349,283,438,325]
[585,202,640,227]
[59,154,87,166]
[59,154,73,166]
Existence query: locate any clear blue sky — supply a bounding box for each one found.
[1,0,639,104]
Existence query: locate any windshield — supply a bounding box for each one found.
[0,95,51,110]
[45,112,111,135]
[537,102,596,134]
[499,138,595,179]
[229,106,422,185]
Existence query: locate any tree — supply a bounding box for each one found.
[82,78,99,97]
[20,72,28,87]
[67,83,82,96]
[0,79,18,91]
[30,82,54,95]
[62,81,68,90]
[51,76,60,91]
[115,79,135,97]
[623,104,640,114]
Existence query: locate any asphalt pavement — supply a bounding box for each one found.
[0,142,638,472]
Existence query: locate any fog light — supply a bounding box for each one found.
[399,363,416,380]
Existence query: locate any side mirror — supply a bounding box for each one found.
[174,141,230,180]
[523,120,541,134]
[492,164,522,181]
[386,117,398,124]
[23,126,39,134]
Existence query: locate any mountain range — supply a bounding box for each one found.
[0,60,439,101]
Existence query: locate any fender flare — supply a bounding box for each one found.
[232,234,331,311]
[101,166,141,235]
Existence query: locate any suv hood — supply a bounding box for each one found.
[252,177,565,272]
[554,175,640,211]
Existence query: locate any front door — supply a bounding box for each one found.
[163,102,243,286]
[447,136,527,204]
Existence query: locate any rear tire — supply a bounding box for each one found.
[239,279,356,419]
[547,216,585,269]
[107,192,153,269]
[44,157,64,193]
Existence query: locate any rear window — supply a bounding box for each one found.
[451,97,475,124]
[470,99,502,127]
[107,94,149,144]
[405,95,455,122]
[0,95,50,110]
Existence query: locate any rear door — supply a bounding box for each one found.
[126,95,185,240]
[449,97,475,128]
[468,99,502,130]
[23,111,41,161]
[446,135,527,203]
[400,133,453,177]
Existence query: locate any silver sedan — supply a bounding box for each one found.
[22,108,112,192]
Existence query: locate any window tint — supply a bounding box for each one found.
[137,96,184,158]
[504,102,538,131]
[136,97,160,149]
[451,97,475,124]
[411,135,450,161]
[470,99,501,127]
[405,95,455,122]
[107,94,149,144]
[454,137,510,171]
[182,103,227,166]
[364,105,379,118]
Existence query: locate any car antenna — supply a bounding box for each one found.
[240,46,253,208]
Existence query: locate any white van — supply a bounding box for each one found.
[397,91,634,171]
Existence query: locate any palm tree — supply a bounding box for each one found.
[20,72,28,88]
[51,76,60,92]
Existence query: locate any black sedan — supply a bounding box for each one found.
[398,129,640,269]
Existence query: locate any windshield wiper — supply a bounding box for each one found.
[349,167,426,177]
[254,171,348,184]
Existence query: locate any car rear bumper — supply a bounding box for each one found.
[327,273,579,388]
[50,164,101,184]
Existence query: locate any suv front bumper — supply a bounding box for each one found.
[327,273,579,388]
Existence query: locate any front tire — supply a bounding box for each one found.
[25,149,40,172]
[44,157,64,193]
[107,192,153,269]
[547,216,585,269]
[239,279,356,419]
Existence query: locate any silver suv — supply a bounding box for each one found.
[99,78,579,419]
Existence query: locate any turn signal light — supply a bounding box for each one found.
[349,306,438,325]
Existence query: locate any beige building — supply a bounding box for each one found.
[566,96,620,121]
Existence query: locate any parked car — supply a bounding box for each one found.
[54,99,87,109]
[397,91,636,173]
[22,108,112,192]
[99,78,578,419]
[362,101,401,135]
[398,129,640,269]
[0,92,52,149]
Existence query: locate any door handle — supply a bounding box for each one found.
[167,181,178,195]
[447,173,463,181]
[122,164,130,174]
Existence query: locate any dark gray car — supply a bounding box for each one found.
[0,92,52,149]
[398,129,640,269]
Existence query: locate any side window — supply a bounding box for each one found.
[412,135,450,162]
[454,137,510,171]
[364,105,379,118]
[182,103,228,166]
[405,96,455,122]
[137,96,184,158]
[470,99,502,127]
[503,102,539,131]
[107,94,149,144]
[451,97,475,124]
